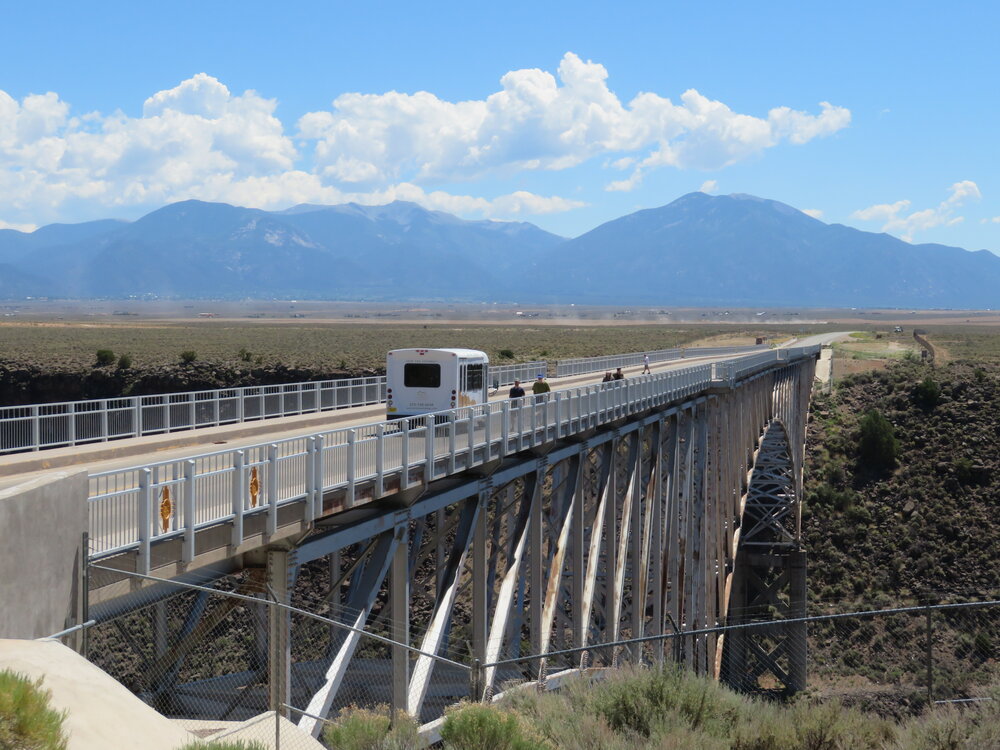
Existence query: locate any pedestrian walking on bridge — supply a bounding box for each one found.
[508,380,525,399]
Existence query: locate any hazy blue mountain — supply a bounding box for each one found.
[11,200,563,298]
[0,219,127,264]
[0,264,47,297]
[535,192,1000,308]
[3,193,1000,307]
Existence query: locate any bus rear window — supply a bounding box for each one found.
[465,363,484,391]
[404,363,441,388]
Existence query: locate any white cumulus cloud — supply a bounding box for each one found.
[851,181,981,242]
[0,219,38,232]
[0,55,848,227]
[300,52,849,192]
[699,180,718,194]
[801,208,824,219]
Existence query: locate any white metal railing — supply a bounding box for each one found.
[554,345,766,377]
[87,346,819,568]
[0,362,545,455]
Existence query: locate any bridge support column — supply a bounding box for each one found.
[390,534,410,718]
[267,547,293,718]
[787,550,808,692]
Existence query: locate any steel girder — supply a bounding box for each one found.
[247,359,815,727]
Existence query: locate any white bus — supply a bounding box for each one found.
[386,348,489,419]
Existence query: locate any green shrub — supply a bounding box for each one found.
[94,349,115,367]
[180,350,197,364]
[322,706,423,750]
[116,353,132,370]
[913,376,941,408]
[440,703,545,750]
[498,349,515,359]
[856,409,899,471]
[0,669,68,750]
[237,348,254,363]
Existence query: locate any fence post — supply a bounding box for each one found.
[926,608,934,705]
[470,658,483,702]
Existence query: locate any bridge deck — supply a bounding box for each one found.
[0,358,696,488]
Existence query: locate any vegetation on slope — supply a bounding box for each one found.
[322,667,1000,749]
[0,670,67,750]
[803,357,1000,706]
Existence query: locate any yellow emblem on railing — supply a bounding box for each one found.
[249,467,260,508]
[159,487,172,532]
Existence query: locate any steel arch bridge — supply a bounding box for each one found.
[86,349,817,735]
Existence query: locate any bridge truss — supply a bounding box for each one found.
[86,353,817,735]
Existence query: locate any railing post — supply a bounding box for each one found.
[267,444,278,537]
[314,433,325,518]
[68,403,76,446]
[484,403,492,461]
[188,394,195,430]
[305,437,316,522]
[425,416,435,483]
[182,459,196,562]
[100,400,109,443]
[346,430,357,507]
[232,451,245,547]
[401,419,410,488]
[31,406,42,451]
[133,397,142,438]
[467,407,475,464]
[138,468,151,575]
[375,423,385,497]
[448,413,457,473]
[501,401,510,455]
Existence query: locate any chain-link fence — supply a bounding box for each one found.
[81,562,475,749]
[55,568,999,749]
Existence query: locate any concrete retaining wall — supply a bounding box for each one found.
[0,471,88,640]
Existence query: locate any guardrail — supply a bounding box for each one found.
[0,361,546,455]
[88,346,819,569]
[554,345,766,377]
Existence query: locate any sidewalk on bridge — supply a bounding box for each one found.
[0,356,699,488]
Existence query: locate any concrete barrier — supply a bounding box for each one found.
[0,471,88,641]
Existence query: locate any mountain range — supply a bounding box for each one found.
[2,192,999,308]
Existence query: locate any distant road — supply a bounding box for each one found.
[782,332,853,349]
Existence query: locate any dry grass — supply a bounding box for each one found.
[0,321,770,371]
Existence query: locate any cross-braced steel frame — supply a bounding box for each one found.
[87,357,817,735]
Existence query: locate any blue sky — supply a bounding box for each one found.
[2,0,999,253]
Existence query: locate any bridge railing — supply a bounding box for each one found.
[0,362,546,455]
[554,345,767,377]
[88,346,819,568]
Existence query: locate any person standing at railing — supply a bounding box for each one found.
[602,371,613,384]
[532,374,550,403]
[613,367,624,381]
[508,380,525,399]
